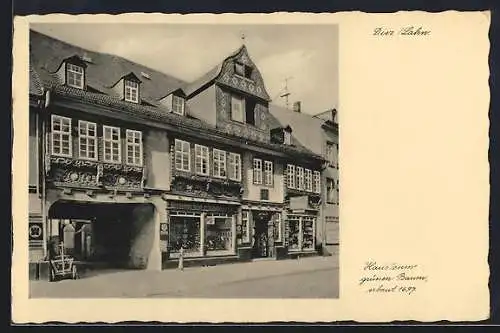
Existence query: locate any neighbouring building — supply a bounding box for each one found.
[28,30,327,280]
[269,103,339,256]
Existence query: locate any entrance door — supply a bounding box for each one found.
[252,211,274,258]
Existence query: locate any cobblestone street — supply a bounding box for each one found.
[30,256,339,298]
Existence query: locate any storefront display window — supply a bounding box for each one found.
[206,216,233,252]
[169,215,201,254]
[302,216,315,250]
[241,210,250,243]
[273,213,282,242]
[288,217,300,251]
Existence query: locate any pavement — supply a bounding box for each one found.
[29,255,339,298]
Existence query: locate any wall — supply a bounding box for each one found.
[186,85,217,126]
[242,152,284,203]
[144,129,170,190]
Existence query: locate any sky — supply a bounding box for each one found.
[31,23,339,115]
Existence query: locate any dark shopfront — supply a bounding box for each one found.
[161,197,240,267]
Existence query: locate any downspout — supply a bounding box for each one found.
[40,89,51,260]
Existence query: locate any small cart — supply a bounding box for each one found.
[49,243,79,282]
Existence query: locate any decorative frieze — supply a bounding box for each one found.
[170,173,242,199]
[47,156,145,191]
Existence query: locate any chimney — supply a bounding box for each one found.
[293,101,301,113]
[331,108,337,122]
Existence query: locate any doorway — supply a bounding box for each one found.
[252,211,275,258]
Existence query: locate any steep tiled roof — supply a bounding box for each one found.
[29,30,186,105]
[269,104,327,156]
[182,45,244,97]
[29,30,322,161]
[29,65,44,96]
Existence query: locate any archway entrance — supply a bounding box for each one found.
[48,200,156,270]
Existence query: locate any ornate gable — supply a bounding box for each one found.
[216,46,271,101]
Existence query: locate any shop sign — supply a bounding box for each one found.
[290,196,308,210]
[29,223,43,241]
[160,223,169,236]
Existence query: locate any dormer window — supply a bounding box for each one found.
[66,63,84,89]
[234,62,252,79]
[124,80,139,103]
[172,95,185,115]
[284,131,291,145]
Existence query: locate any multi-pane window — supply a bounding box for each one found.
[172,95,185,115]
[287,164,296,188]
[264,161,273,186]
[195,144,209,176]
[305,169,313,192]
[78,120,97,160]
[313,171,321,194]
[175,139,191,172]
[228,153,241,181]
[213,149,227,178]
[51,115,72,157]
[253,158,263,184]
[284,131,291,145]
[326,178,335,203]
[231,95,245,123]
[126,130,142,166]
[103,126,121,163]
[66,63,84,89]
[326,142,336,167]
[124,80,139,103]
[296,167,304,190]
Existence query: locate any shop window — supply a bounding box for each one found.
[206,216,233,252]
[169,215,201,254]
[241,210,250,243]
[273,213,282,242]
[287,215,316,252]
[51,115,72,157]
[287,164,296,189]
[103,125,121,163]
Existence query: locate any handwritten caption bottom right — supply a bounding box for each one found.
[359,261,429,295]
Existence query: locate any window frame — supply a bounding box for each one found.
[172,95,185,115]
[264,160,273,186]
[284,131,291,145]
[296,166,304,190]
[213,148,227,179]
[313,171,321,194]
[305,169,313,192]
[287,164,296,189]
[66,63,84,89]
[103,125,122,163]
[326,141,336,167]
[51,115,73,157]
[194,144,210,176]
[230,95,245,123]
[78,120,97,161]
[326,177,335,204]
[253,158,263,185]
[228,152,242,181]
[174,139,191,172]
[124,80,139,103]
[125,129,143,166]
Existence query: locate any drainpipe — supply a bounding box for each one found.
[40,89,51,260]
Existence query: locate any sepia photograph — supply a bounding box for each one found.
[27,22,340,298]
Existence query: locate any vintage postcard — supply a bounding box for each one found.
[12,12,490,323]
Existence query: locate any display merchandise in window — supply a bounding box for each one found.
[288,218,300,251]
[302,217,315,250]
[206,216,232,252]
[169,216,201,253]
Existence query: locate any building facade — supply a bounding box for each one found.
[28,30,327,280]
[269,103,340,256]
